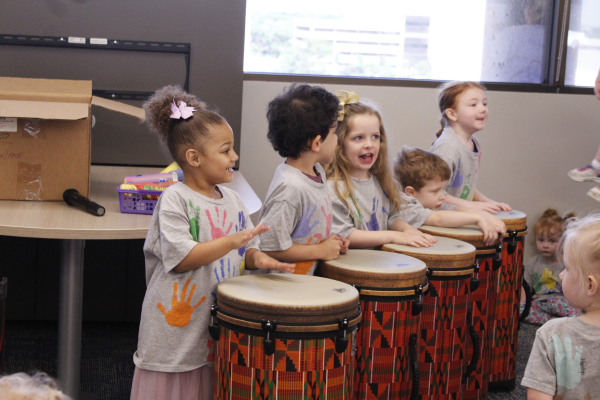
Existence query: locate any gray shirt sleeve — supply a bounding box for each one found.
[257,199,298,252]
[330,195,357,238]
[400,192,433,229]
[522,327,558,396]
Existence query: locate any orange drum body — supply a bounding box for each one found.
[211,274,361,400]
[320,250,428,400]
[488,211,527,391]
[384,238,477,400]
[417,226,502,400]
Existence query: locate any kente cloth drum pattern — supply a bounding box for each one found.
[420,277,471,400]
[354,298,420,400]
[464,255,499,400]
[489,238,525,387]
[214,326,354,400]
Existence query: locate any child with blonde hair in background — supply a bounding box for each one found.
[0,371,72,400]
[325,91,436,248]
[522,213,600,400]
[521,208,579,325]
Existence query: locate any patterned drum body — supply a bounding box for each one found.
[488,211,527,390]
[320,250,427,400]
[384,238,477,400]
[213,274,361,400]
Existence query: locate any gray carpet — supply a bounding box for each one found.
[2,320,538,400]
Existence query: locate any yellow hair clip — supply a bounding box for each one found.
[335,90,360,121]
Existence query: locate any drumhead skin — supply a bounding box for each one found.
[383,236,476,270]
[320,249,427,289]
[493,210,527,233]
[419,224,498,251]
[216,273,359,324]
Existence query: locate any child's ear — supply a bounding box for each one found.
[310,135,323,153]
[587,275,599,297]
[445,108,458,122]
[185,148,201,167]
[405,186,416,196]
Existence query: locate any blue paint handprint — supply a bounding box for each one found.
[451,158,464,189]
[365,198,380,231]
[213,258,235,284]
[551,334,583,389]
[236,211,247,256]
[291,201,319,239]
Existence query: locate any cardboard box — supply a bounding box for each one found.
[0,77,144,201]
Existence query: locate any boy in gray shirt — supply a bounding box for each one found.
[258,84,349,275]
[394,146,505,246]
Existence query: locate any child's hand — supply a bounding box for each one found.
[318,234,344,260]
[476,217,500,246]
[337,235,350,254]
[403,226,437,245]
[391,232,433,248]
[228,222,270,250]
[252,251,295,273]
[468,201,504,214]
[492,201,512,212]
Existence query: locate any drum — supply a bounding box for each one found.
[320,250,428,400]
[415,227,502,400]
[488,210,528,391]
[211,274,361,400]
[383,237,478,400]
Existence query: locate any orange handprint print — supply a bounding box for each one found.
[294,236,320,275]
[157,279,206,328]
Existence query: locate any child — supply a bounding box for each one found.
[430,81,512,214]
[258,83,349,275]
[521,208,579,325]
[522,213,600,400]
[394,146,505,246]
[131,86,293,400]
[325,92,436,249]
[0,371,72,400]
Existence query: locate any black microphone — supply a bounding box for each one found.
[63,189,106,217]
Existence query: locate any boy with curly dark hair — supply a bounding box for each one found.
[257,83,349,275]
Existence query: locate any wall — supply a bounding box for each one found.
[239,80,600,258]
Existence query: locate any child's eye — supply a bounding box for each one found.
[372,134,380,140]
[353,135,363,141]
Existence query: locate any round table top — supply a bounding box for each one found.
[0,165,262,240]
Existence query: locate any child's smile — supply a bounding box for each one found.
[344,114,381,180]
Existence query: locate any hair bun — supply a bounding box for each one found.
[541,208,559,218]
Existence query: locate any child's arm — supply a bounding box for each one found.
[472,190,512,212]
[245,248,296,273]
[443,192,511,213]
[390,219,436,245]
[174,223,270,273]
[423,209,505,246]
[263,234,344,262]
[347,229,433,249]
[527,389,552,400]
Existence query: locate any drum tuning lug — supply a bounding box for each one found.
[507,242,517,255]
[470,278,480,293]
[262,320,277,356]
[414,284,423,295]
[208,304,220,341]
[473,261,480,274]
[493,257,503,270]
[335,318,349,354]
[412,300,423,316]
[426,268,432,277]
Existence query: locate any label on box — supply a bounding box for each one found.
[68,36,86,44]
[0,118,17,132]
[90,38,108,45]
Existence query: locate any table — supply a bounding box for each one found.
[0,165,261,399]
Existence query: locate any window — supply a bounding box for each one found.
[565,0,600,87]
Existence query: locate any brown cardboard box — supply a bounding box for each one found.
[0,77,144,201]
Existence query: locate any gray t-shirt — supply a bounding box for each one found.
[399,192,455,229]
[524,254,564,302]
[328,175,402,238]
[257,162,331,275]
[522,317,600,400]
[134,183,259,372]
[430,126,481,201]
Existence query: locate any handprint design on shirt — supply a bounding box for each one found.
[213,258,236,283]
[541,268,559,292]
[291,201,319,239]
[321,196,332,237]
[349,195,363,224]
[366,198,380,231]
[460,173,472,200]
[551,334,583,389]
[236,211,247,257]
[188,200,201,242]
[294,236,321,275]
[157,279,206,328]
[205,206,233,239]
[451,158,464,189]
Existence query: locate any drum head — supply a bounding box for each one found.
[493,210,527,233]
[217,274,359,324]
[383,236,476,270]
[320,249,426,289]
[419,224,497,251]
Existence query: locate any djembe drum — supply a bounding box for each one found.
[383,236,479,400]
[210,273,361,400]
[487,210,527,391]
[320,250,428,400]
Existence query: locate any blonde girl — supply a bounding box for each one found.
[430,81,511,213]
[325,91,435,248]
[131,85,293,400]
[522,208,579,325]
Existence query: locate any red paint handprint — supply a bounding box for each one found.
[157,279,206,328]
[321,196,332,237]
[205,206,233,239]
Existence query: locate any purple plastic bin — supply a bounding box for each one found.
[115,186,163,215]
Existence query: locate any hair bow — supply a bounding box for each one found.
[170,100,196,120]
[335,90,360,121]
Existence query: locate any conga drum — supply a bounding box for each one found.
[383,237,479,400]
[488,210,527,391]
[211,274,361,400]
[319,250,428,400]
[414,227,502,400]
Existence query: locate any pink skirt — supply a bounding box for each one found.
[130,364,213,400]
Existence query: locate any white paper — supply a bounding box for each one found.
[0,118,17,132]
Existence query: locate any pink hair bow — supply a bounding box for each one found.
[170,100,196,120]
